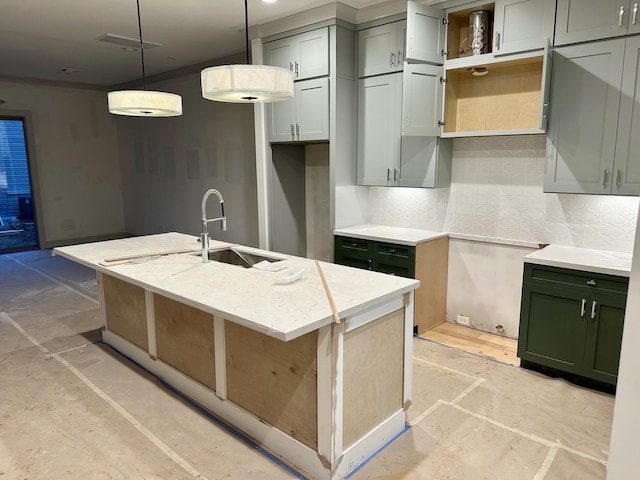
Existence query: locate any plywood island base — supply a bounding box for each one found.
[98,272,414,480]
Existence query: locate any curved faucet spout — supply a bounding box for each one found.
[201,188,224,220]
[201,188,227,263]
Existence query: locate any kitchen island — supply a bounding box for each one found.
[53,232,419,479]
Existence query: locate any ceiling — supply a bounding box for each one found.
[0,0,391,88]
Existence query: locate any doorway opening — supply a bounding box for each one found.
[0,118,38,252]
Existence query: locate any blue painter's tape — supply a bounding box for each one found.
[100,342,308,480]
[344,423,411,479]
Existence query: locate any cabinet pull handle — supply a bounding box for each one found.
[296,123,300,141]
[586,279,597,286]
[390,52,395,68]
[620,5,625,27]
[495,32,501,50]
[290,123,295,140]
[591,300,598,319]
[603,169,610,188]
[580,298,587,317]
[617,169,623,188]
[387,168,391,181]
[398,50,403,64]
[295,61,299,77]
[634,3,639,24]
[289,62,294,72]
[394,168,399,181]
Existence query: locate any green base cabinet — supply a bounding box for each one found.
[334,235,415,278]
[518,263,627,386]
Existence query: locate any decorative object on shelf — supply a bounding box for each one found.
[469,10,491,56]
[107,0,182,117]
[201,0,294,103]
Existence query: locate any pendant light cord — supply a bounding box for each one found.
[244,0,250,65]
[136,0,147,90]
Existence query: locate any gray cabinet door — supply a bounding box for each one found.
[401,63,443,136]
[555,0,630,46]
[613,36,640,195]
[264,28,328,81]
[545,40,625,194]
[358,21,405,78]
[296,28,329,80]
[265,37,294,72]
[493,0,555,55]
[296,77,329,142]
[398,137,452,188]
[267,98,295,143]
[357,73,402,185]
[406,1,445,65]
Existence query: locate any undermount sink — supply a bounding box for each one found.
[198,248,284,268]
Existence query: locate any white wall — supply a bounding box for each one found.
[369,135,639,337]
[115,73,259,247]
[0,79,126,247]
[606,211,640,479]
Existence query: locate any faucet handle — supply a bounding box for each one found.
[221,218,227,231]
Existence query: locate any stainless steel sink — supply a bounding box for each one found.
[199,248,283,268]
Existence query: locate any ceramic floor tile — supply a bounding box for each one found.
[542,448,606,480]
[353,403,549,480]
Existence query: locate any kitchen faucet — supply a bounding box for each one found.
[201,188,227,263]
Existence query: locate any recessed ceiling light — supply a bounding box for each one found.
[262,0,277,3]
[122,47,138,52]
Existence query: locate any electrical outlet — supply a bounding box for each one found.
[456,314,470,326]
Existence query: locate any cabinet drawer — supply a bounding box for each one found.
[524,264,629,294]
[336,236,370,252]
[376,261,413,278]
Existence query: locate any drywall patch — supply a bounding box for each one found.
[147,142,159,176]
[134,140,145,174]
[206,147,218,178]
[186,149,200,179]
[163,146,175,178]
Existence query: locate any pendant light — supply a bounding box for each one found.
[200,0,294,103]
[108,0,182,116]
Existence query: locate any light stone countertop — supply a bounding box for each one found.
[53,232,419,341]
[333,225,447,246]
[524,244,633,277]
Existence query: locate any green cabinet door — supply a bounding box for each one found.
[583,293,627,384]
[518,283,588,374]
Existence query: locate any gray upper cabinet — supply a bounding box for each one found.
[613,36,640,194]
[267,77,329,143]
[358,21,406,77]
[402,63,443,136]
[357,72,451,187]
[555,0,640,46]
[406,2,446,65]
[544,40,628,194]
[493,0,556,55]
[357,73,402,185]
[264,27,329,80]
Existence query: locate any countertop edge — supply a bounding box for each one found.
[524,256,631,278]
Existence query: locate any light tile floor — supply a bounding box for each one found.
[0,250,615,479]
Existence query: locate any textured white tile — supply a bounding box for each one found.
[367,136,638,253]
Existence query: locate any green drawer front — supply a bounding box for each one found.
[525,264,629,294]
[376,261,413,278]
[336,236,370,252]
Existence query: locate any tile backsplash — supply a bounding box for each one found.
[369,136,639,253]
